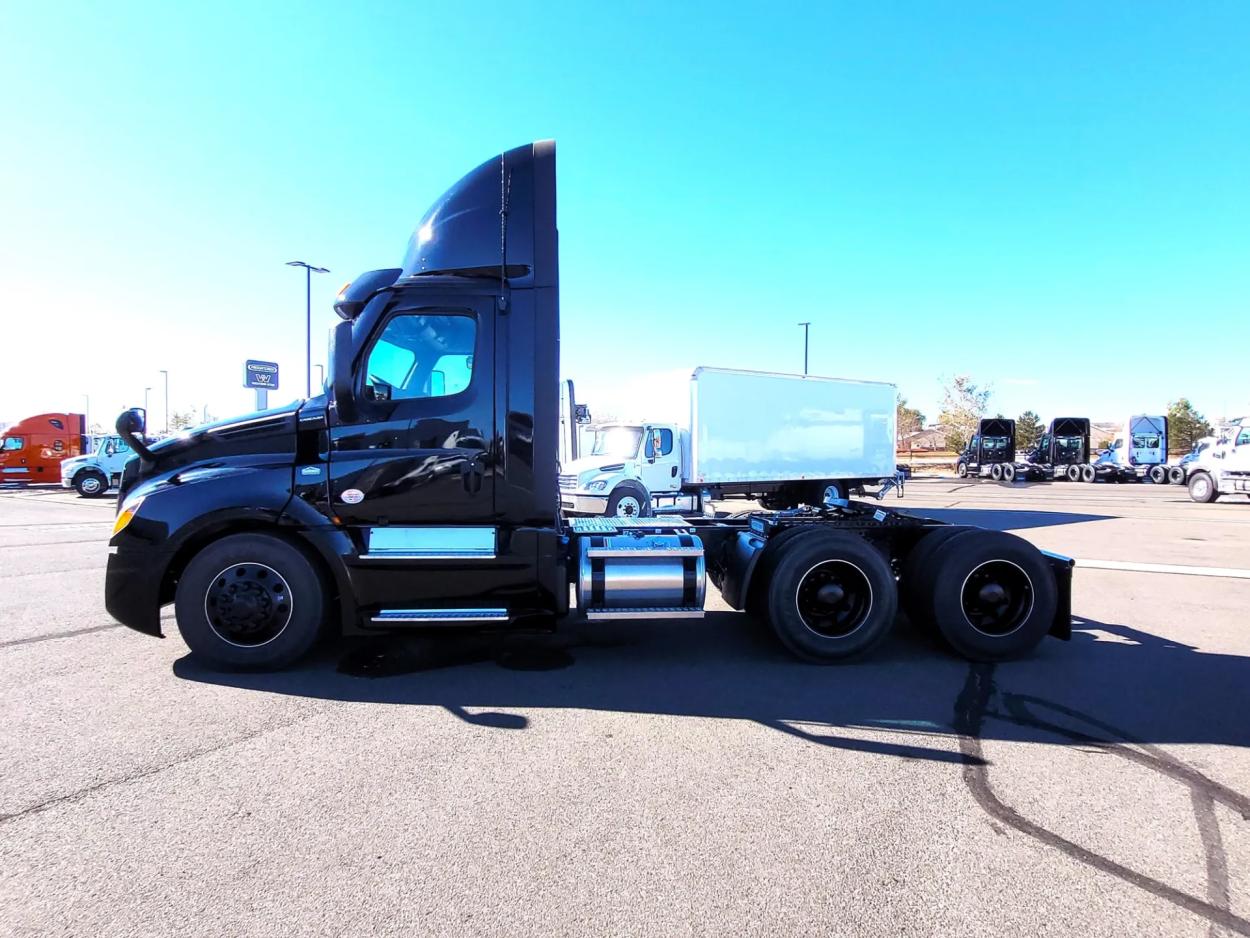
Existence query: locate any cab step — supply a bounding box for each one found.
[369,608,509,627]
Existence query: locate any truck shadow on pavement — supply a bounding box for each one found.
[176,614,1250,934]
[174,609,1250,758]
[896,507,1116,530]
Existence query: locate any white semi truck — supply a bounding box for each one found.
[60,434,134,497]
[1094,415,1185,484]
[559,366,899,517]
[1185,420,1250,502]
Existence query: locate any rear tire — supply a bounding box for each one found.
[74,470,109,498]
[174,533,326,670]
[1149,465,1167,484]
[1168,466,1186,485]
[913,529,1058,660]
[764,531,897,662]
[990,463,1003,481]
[1002,463,1017,482]
[1188,472,1219,504]
[1081,464,1096,483]
[901,525,975,628]
[1066,465,1082,482]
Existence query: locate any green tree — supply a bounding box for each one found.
[1167,398,1212,454]
[169,409,199,431]
[938,375,991,452]
[1015,410,1043,451]
[896,395,925,441]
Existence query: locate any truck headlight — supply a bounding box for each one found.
[112,494,146,536]
[586,480,609,492]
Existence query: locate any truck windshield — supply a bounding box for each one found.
[591,427,643,459]
[2,437,24,451]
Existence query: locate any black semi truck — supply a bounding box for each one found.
[956,419,1016,480]
[104,141,1074,670]
[1014,417,1098,482]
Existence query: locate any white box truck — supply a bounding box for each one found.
[559,366,899,517]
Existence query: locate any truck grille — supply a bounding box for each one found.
[558,473,578,490]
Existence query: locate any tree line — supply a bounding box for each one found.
[897,377,1213,454]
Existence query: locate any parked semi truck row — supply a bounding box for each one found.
[557,367,901,518]
[104,141,1074,671]
[958,415,1183,484]
[0,413,87,484]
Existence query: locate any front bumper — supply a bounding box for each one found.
[559,491,609,514]
[105,537,166,637]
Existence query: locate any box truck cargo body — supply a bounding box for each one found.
[559,367,898,516]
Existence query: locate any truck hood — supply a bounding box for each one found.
[118,397,327,499]
[562,456,631,477]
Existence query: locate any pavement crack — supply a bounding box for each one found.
[0,623,124,648]
[0,708,321,825]
[954,662,1250,937]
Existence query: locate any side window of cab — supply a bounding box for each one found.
[362,313,477,403]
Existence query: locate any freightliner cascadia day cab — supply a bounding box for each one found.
[956,419,1016,480]
[105,141,1074,670]
[558,367,900,518]
[1012,417,1098,482]
[0,413,86,484]
[1094,415,1184,484]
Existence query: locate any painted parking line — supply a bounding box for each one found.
[1077,559,1250,580]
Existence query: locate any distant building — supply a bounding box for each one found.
[899,425,951,451]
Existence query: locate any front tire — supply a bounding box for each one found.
[606,484,652,518]
[174,533,326,669]
[1188,471,1219,504]
[957,461,969,479]
[764,531,898,662]
[74,470,108,498]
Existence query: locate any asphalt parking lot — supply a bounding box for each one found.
[2,479,1249,937]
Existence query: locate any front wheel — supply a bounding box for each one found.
[1188,471,1219,504]
[74,470,109,498]
[174,533,327,669]
[956,462,969,479]
[606,484,652,518]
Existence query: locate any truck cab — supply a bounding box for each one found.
[0,413,86,485]
[1186,423,1250,502]
[559,422,682,517]
[956,419,1015,480]
[60,434,133,497]
[103,140,1074,672]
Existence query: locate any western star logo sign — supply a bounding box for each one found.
[244,360,280,389]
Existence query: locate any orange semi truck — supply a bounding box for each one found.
[0,413,87,484]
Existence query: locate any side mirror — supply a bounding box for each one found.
[114,408,155,461]
[330,320,358,423]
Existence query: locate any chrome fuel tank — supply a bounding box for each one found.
[576,531,706,616]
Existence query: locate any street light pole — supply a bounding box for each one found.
[143,387,152,434]
[160,369,169,433]
[83,394,90,435]
[315,364,325,389]
[287,261,331,398]
[798,321,811,375]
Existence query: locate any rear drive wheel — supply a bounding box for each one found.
[1188,472,1219,503]
[990,463,1003,481]
[1066,465,1082,482]
[1002,463,1017,482]
[1081,464,1096,483]
[1149,465,1167,484]
[1168,466,1186,485]
[914,529,1058,660]
[174,533,326,670]
[764,532,897,662]
[901,525,975,628]
[74,470,108,498]
[606,484,652,518]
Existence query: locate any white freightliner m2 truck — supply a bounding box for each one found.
[60,434,134,497]
[1184,419,1250,503]
[558,367,900,517]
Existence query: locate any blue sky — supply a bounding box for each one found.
[2,1,1247,431]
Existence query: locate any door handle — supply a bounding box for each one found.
[461,454,484,494]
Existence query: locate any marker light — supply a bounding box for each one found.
[112,495,146,537]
